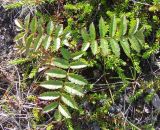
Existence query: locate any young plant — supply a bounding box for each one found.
[81,15,145,75]
[14,15,89,119]
[82,15,145,58]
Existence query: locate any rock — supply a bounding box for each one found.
[152,94,160,109]
[90,122,100,130]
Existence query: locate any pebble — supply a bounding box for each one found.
[152,94,160,110]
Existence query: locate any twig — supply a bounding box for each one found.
[131,0,151,6]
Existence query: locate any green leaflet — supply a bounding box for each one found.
[149,5,160,12]
[24,14,30,31]
[61,48,71,60]
[110,39,120,57]
[34,34,44,51]
[82,42,90,52]
[64,82,84,97]
[30,16,37,33]
[71,51,84,60]
[53,37,61,51]
[129,18,139,34]
[100,38,109,56]
[68,73,88,85]
[120,38,131,57]
[89,22,96,41]
[120,15,127,36]
[14,32,25,41]
[64,32,71,39]
[54,110,62,121]
[47,21,54,35]
[55,24,63,37]
[128,35,141,53]
[91,40,98,55]
[135,28,145,46]
[70,61,87,69]
[29,67,38,78]
[38,17,44,25]
[43,102,58,113]
[43,35,52,50]
[62,39,69,46]
[109,14,117,37]
[81,28,89,42]
[58,104,71,118]
[37,18,44,35]
[37,26,44,36]
[46,68,67,78]
[61,94,78,109]
[9,58,29,65]
[40,80,63,90]
[39,92,60,100]
[52,58,69,69]
[26,34,34,54]
[14,19,23,29]
[99,17,106,38]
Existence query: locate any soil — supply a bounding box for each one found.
[0,6,17,84]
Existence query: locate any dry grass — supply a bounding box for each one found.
[0,65,38,130]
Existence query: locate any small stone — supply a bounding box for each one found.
[152,94,160,109]
[144,106,150,113]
